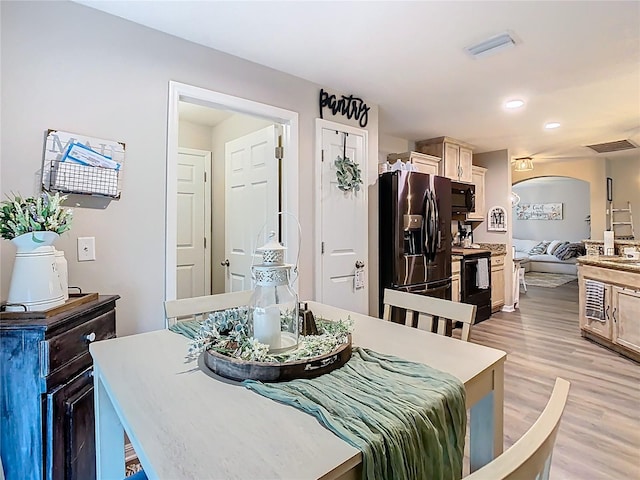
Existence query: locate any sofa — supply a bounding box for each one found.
[513,239,584,275]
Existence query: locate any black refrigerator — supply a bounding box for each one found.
[378,171,452,316]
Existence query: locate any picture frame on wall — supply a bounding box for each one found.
[487,206,507,232]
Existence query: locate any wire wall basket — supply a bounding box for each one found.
[41,129,126,199]
[47,161,121,198]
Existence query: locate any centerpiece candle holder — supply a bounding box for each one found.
[249,232,299,353]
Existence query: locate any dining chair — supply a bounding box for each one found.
[465,377,570,480]
[164,290,253,328]
[382,288,477,342]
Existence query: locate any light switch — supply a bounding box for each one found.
[77,237,96,261]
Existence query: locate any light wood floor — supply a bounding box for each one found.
[469,280,640,479]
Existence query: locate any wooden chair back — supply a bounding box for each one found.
[164,290,253,328]
[465,378,570,480]
[382,288,477,341]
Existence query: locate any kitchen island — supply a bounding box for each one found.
[577,255,640,362]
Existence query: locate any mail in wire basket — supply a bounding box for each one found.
[42,129,125,199]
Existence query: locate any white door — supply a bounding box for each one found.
[224,125,279,292]
[176,148,212,299]
[316,121,368,313]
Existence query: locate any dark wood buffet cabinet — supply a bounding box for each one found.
[1,295,119,480]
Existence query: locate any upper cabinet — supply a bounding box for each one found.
[386,151,441,176]
[415,136,474,183]
[466,165,487,221]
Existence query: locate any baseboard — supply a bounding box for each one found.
[501,304,515,313]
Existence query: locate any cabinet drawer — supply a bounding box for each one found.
[491,256,505,267]
[47,310,116,375]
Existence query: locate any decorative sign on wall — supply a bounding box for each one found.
[516,203,563,220]
[319,88,370,128]
[487,206,507,232]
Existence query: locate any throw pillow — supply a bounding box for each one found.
[529,241,550,255]
[555,242,584,260]
[546,240,563,255]
[552,242,570,258]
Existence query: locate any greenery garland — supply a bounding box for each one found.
[186,307,353,363]
[335,155,363,192]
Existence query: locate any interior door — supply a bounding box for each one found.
[224,125,278,292]
[317,124,368,313]
[176,148,212,299]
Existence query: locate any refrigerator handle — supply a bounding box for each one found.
[423,192,433,257]
[431,191,440,259]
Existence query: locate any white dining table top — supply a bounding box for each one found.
[90,302,506,480]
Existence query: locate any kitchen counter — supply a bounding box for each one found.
[583,239,640,256]
[577,256,640,274]
[476,243,507,256]
[451,247,492,256]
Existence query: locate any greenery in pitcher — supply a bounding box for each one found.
[0,191,73,240]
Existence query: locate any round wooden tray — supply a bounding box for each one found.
[203,335,352,383]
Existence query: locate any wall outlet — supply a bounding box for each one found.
[77,237,96,262]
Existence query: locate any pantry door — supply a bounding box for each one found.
[315,120,368,314]
[224,125,279,292]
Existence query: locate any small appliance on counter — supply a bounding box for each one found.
[451,247,492,322]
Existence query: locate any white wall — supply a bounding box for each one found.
[512,158,607,240]
[512,177,590,241]
[472,150,514,309]
[608,156,640,237]
[0,1,378,335]
[178,120,212,151]
[378,134,413,164]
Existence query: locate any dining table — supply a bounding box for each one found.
[90,301,506,480]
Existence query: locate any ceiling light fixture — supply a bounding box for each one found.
[465,31,517,58]
[513,157,534,171]
[545,122,561,129]
[505,99,524,109]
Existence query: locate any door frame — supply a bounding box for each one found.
[314,118,369,304]
[177,147,212,296]
[166,81,299,302]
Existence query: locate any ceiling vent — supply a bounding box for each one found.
[585,139,638,154]
[465,32,517,58]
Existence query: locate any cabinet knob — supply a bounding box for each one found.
[221,259,230,267]
[85,332,96,343]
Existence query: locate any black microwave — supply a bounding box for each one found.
[451,181,475,213]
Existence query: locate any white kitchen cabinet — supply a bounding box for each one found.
[415,136,474,183]
[386,151,441,176]
[466,165,487,221]
[490,254,505,312]
[578,263,640,361]
[612,286,640,354]
[451,258,461,302]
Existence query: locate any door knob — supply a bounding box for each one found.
[221,259,230,267]
[355,261,365,269]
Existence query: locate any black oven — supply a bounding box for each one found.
[451,181,475,214]
[459,251,492,322]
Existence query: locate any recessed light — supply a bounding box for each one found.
[545,122,561,129]
[505,99,524,109]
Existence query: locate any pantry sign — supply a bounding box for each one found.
[319,88,370,128]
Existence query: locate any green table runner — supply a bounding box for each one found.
[171,321,466,480]
[246,347,465,480]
